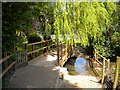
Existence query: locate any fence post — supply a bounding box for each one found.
[96,53,98,68]
[39,43,41,56]
[68,40,70,57]
[57,39,60,66]
[102,57,105,84]
[3,52,8,77]
[46,41,49,54]
[65,43,67,62]
[32,45,35,58]
[13,46,17,70]
[93,52,96,68]
[3,52,8,68]
[67,40,69,57]
[108,59,110,71]
[61,43,63,67]
[113,57,120,89]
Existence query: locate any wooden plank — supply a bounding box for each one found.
[113,57,120,89]
[58,42,66,46]
[62,55,67,62]
[27,44,55,55]
[0,55,13,64]
[32,45,35,58]
[96,59,103,66]
[27,39,53,46]
[107,59,110,71]
[57,39,60,66]
[92,67,101,76]
[61,43,63,66]
[102,58,105,84]
[49,44,55,47]
[96,52,109,62]
[27,46,48,55]
[0,61,15,78]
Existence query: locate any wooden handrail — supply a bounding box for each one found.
[27,46,48,55]
[0,55,13,64]
[94,50,111,85]
[27,44,55,55]
[0,61,15,78]
[0,39,55,79]
[27,39,53,46]
[95,52,109,62]
[96,59,103,66]
[58,42,66,46]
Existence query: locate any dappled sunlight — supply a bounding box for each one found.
[46,54,57,62]
[2,1,119,89]
[63,75,102,88]
[52,66,60,71]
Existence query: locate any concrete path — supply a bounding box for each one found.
[7,51,60,88]
[7,50,103,89]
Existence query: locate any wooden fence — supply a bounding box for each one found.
[57,40,73,67]
[113,57,120,89]
[26,39,55,60]
[0,54,15,79]
[92,50,120,89]
[0,39,56,82]
[93,51,110,84]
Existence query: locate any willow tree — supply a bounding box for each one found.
[32,2,55,40]
[53,2,117,57]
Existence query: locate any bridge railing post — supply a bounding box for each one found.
[65,43,67,62]
[46,41,49,54]
[107,59,110,71]
[113,57,120,89]
[102,57,105,84]
[68,40,70,58]
[32,45,35,58]
[57,39,60,66]
[60,43,63,66]
[3,52,9,78]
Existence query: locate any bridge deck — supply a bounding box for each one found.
[7,50,103,88]
[7,50,60,88]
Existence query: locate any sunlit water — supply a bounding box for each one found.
[75,57,88,75]
[65,57,95,76]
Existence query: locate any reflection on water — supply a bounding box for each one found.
[75,57,95,76]
[64,57,95,76]
[75,57,88,75]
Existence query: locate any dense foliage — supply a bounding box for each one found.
[2,2,120,57]
[2,2,34,52]
[53,2,120,57]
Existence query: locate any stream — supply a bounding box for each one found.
[64,57,95,76]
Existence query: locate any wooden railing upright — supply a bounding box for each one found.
[113,57,120,89]
[93,50,120,89]
[57,40,74,67]
[0,39,56,80]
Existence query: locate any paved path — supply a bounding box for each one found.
[7,50,103,89]
[7,51,60,88]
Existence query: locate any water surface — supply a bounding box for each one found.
[65,57,95,76]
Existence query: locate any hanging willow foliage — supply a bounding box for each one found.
[53,2,117,48]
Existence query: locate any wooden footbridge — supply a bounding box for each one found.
[0,39,120,89]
